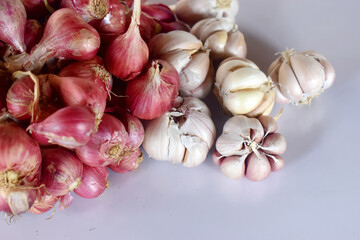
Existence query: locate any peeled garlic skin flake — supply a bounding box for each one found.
[268,49,335,105]
[213,115,286,181]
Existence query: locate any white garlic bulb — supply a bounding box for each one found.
[213,115,286,181]
[174,0,239,26]
[149,31,213,99]
[268,49,335,105]
[191,17,247,63]
[215,57,276,117]
[143,97,216,167]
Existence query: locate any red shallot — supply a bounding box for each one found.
[0,0,27,53]
[58,56,113,93]
[48,74,108,123]
[105,0,149,80]
[91,0,127,34]
[109,148,143,173]
[24,8,101,72]
[0,122,42,215]
[28,106,96,149]
[29,188,58,215]
[24,20,43,53]
[126,59,180,120]
[41,147,83,196]
[75,113,128,166]
[61,0,110,23]
[74,165,109,199]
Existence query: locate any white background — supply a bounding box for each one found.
[2,0,360,239]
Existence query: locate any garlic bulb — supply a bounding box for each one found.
[149,30,213,98]
[143,97,216,167]
[268,49,335,105]
[215,57,276,117]
[174,0,239,26]
[213,115,286,181]
[191,17,247,63]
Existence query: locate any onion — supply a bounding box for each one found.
[24,20,43,53]
[0,122,42,215]
[109,148,143,173]
[58,56,113,93]
[48,74,108,123]
[41,147,83,196]
[126,59,180,120]
[105,0,149,80]
[28,106,96,149]
[24,8,101,72]
[61,0,110,23]
[75,113,128,166]
[74,165,109,199]
[0,0,27,53]
[91,0,127,34]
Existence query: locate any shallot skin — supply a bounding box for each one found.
[0,0,27,53]
[24,8,101,71]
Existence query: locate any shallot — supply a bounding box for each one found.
[61,0,110,23]
[24,8,100,72]
[126,59,180,120]
[75,113,128,166]
[0,0,27,53]
[74,165,109,199]
[0,122,42,215]
[41,147,83,196]
[105,0,149,80]
[28,106,96,149]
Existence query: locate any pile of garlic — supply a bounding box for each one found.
[142,0,335,181]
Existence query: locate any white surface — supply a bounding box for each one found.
[2,0,360,239]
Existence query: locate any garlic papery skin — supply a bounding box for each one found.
[143,97,216,167]
[268,49,335,105]
[149,31,213,99]
[191,17,247,63]
[215,57,276,117]
[174,0,239,26]
[213,115,286,181]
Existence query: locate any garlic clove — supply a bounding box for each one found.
[303,50,335,90]
[180,110,216,149]
[258,115,278,135]
[204,30,228,58]
[260,133,287,155]
[149,30,202,57]
[245,151,271,181]
[191,17,234,42]
[268,155,285,172]
[179,50,211,92]
[224,115,264,141]
[246,89,275,118]
[216,57,259,87]
[216,132,245,156]
[220,155,246,180]
[167,119,186,164]
[224,30,247,59]
[268,58,291,104]
[290,53,325,95]
[143,115,174,161]
[278,62,304,101]
[181,136,209,167]
[212,150,223,166]
[160,49,193,73]
[181,62,214,98]
[223,89,265,115]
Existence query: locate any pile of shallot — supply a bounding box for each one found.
[0,0,335,219]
